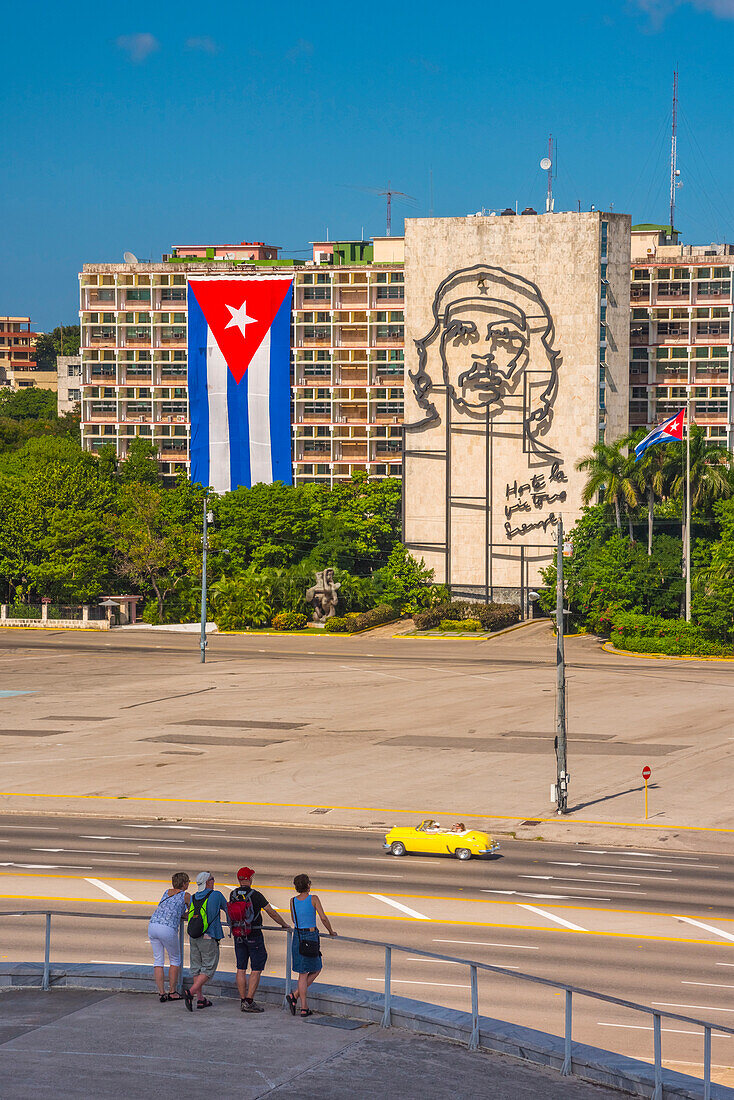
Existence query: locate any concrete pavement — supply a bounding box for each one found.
[1,624,734,849]
[0,988,628,1100]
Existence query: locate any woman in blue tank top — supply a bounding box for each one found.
[287,873,336,1017]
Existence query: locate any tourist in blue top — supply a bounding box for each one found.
[184,871,230,1011]
[287,874,336,1018]
[148,871,190,1001]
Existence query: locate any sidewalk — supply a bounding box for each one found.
[0,984,701,1100]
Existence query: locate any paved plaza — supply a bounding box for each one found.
[0,622,733,847]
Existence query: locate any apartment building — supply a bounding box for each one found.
[56,355,82,413]
[630,224,734,447]
[79,237,404,482]
[0,316,51,390]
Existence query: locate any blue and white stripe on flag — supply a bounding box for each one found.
[187,275,293,493]
[634,408,685,461]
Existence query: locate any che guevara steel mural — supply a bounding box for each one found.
[403,263,568,597]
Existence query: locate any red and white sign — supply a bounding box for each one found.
[642,765,651,781]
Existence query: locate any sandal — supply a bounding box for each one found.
[167,993,182,1001]
[159,994,169,1002]
[197,998,213,1009]
[300,1008,313,1017]
[286,992,297,1016]
[184,989,193,1012]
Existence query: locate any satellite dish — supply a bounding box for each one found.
[123,251,139,264]
[540,157,552,171]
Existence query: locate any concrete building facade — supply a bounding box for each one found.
[402,212,630,600]
[0,316,50,390]
[56,355,82,414]
[78,238,405,481]
[629,225,734,447]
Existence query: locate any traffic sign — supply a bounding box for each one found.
[642,766,651,781]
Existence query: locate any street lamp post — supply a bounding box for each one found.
[200,494,211,664]
[555,518,569,815]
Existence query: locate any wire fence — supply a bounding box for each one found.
[1,909,729,1100]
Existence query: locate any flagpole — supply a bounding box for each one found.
[685,390,691,622]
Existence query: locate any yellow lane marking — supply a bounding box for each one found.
[0,894,730,946]
[1,790,733,835]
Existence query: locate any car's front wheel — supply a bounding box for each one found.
[390,841,406,856]
[455,848,471,861]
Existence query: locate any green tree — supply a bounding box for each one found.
[628,431,668,556]
[576,439,640,533]
[119,438,161,485]
[0,387,57,421]
[110,481,203,620]
[216,482,320,571]
[375,543,438,614]
[693,498,734,642]
[34,325,81,371]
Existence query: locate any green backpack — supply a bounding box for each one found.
[187,890,211,939]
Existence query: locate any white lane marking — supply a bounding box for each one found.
[0,862,92,869]
[317,870,404,879]
[84,878,132,902]
[548,861,675,874]
[0,825,60,830]
[598,1023,730,1038]
[678,916,734,943]
[520,874,644,886]
[33,849,140,855]
[435,939,539,950]
[90,959,145,965]
[618,851,703,861]
[340,665,413,682]
[485,890,613,901]
[183,835,273,841]
[356,857,444,864]
[369,894,429,920]
[653,1002,734,1013]
[366,977,468,989]
[408,956,520,969]
[716,963,734,968]
[518,904,588,932]
[623,861,720,870]
[683,981,734,989]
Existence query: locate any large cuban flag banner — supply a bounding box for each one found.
[188,276,294,492]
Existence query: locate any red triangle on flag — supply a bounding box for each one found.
[189,277,292,384]
[665,409,685,441]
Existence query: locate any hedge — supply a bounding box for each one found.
[324,604,397,634]
[271,611,308,631]
[601,606,733,657]
[413,600,520,633]
[439,618,482,632]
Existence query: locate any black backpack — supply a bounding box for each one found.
[187,890,212,939]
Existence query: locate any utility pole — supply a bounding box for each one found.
[685,391,692,622]
[200,493,210,663]
[555,518,569,814]
[670,70,679,235]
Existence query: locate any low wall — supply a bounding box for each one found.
[0,618,109,630]
[1,962,729,1100]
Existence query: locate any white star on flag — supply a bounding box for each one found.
[225,301,256,338]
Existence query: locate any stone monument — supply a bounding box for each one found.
[305,568,341,623]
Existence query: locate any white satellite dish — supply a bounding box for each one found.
[540,157,552,171]
[123,251,139,264]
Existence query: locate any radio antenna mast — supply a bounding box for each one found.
[669,70,679,234]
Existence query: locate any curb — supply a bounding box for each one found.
[1,963,727,1099]
[602,641,734,663]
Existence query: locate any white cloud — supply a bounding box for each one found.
[634,0,734,21]
[186,36,218,54]
[116,33,160,63]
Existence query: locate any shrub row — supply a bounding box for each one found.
[600,605,733,657]
[413,600,520,633]
[270,611,309,631]
[439,618,482,632]
[324,603,397,634]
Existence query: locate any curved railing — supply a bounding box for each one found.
[2,908,729,1100]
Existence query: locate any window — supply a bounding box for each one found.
[127,288,151,301]
[69,389,80,400]
[304,288,329,301]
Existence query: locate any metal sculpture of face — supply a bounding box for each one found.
[440,301,529,413]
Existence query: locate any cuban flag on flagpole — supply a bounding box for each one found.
[187,275,293,493]
[634,408,685,461]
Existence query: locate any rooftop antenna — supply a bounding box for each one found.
[670,69,680,234]
[540,135,554,213]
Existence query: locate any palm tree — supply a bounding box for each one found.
[666,425,733,513]
[627,430,668,555]
[576,439,640,533]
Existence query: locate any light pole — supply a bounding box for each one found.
[554,518,569,815]
[200,494,212,664]
[685,389,692,622]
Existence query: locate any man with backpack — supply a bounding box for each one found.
[229,866,291,1013]
[184,871,229,1011]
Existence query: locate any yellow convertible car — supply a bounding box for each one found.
[383,819,499,861]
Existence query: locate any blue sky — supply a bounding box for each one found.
[5,0,734,329]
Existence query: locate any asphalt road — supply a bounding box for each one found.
[2,811,734,1086]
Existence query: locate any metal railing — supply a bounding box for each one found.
[3,909,732,1100]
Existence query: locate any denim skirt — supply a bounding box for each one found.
[291,929,322,974]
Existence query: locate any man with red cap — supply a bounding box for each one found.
[229,866,291,1012]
